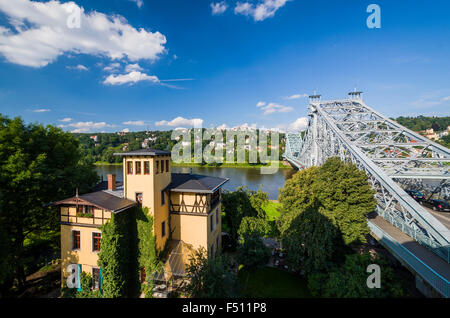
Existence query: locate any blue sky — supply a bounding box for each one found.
[0,0,449,133]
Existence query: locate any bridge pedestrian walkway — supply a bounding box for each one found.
[368,212,450,297]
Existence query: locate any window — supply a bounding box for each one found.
[160,160,164,173]
[92,268,100,290]
[86,206,94,216]
[76,205,84,214]
[161,190,165,206]
[161,221,166,238]
[135,161,141,174]
[215,209,219,225]
[216,235,220,251]
[210,214,214,232]
[92,232,101,252]
[127,161,133,174]
[136,193,143,207]
[156,161,159,174]
[210,243,214,257]
[144,161,150,174]
[166,160,170,173]
[72,230,80,250]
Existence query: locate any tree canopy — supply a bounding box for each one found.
[0,114,98,292]
[279,157,376,245]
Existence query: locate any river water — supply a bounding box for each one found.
[95,165,297,200]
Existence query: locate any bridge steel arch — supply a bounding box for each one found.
[284,96,450,264]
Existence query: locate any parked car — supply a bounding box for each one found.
[422,199,450,212]
[405,189,425,203]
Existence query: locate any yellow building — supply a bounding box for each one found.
[54,148,228,290]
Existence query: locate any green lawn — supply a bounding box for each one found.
[262,201,282,220]
[238,266,311,298]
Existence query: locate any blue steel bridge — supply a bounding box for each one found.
[283,92,450,297]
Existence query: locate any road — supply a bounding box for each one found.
[425,206,450,230]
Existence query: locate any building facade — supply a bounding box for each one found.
[54,148,228,290]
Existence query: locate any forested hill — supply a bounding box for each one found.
[395,116,450,132]
[73,130,286,165]
[394,116,450,148]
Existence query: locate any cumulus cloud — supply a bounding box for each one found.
[287,117,308,132]
[211,2,228,15]
[123,120,146,126]
[103,71,159,85]
[234,0,289,21]
[284,93,308,100]
[129,0,143,8]
[442,96,450,102]
[256,102,293,115]
[59,121,115,133]
[0,0,166,67]
[103,62,121,72]
[32,108,50,112]
[125,63,144,72]
[67,64,88,71]
[59,117,72,122]
[155,116,203,128]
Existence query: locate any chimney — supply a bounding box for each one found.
[108,174,116,191]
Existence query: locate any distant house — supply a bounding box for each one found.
[89,135,98,142]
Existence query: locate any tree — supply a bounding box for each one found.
[183,248,237,298]
[279,205,341,274]
[237,236,271,270]
[221,187,259,248]
[238,216,270,240]
[308,253,405,298]
[0,114,98,291]
[279,157,376,246]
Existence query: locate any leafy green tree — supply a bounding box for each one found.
[183,248,237,298]
[0,114,98,291]
[308,253,405,298]
[238,216,270,240]
[279,205,340,274]
[237,236,271,270]
[279,157,376,246]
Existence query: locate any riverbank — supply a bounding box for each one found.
[95,161,293,169]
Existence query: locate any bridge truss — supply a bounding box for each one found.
[284,93,450,262]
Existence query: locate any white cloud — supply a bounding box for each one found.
[284,93,308,100]
[32,108,50,112]
[103,62,121,72]
[155,116,203,128]
[103,71,159,85]
[59,121,115,133]
[125,63,144,73]
[129,0,143,8]
[234,0,289,21]
[257,102,293,115]
[442,96,450,101]
[122,128,130,133]
[67,64,88,71]
[0,0,166,67]
[59,117,72,122]
[287,117,308,132]
[211,2,228,15]
[123,120,146,126]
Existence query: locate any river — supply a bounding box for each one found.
[95,165,297,200]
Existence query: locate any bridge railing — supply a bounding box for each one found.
[376,207,450,263]
[369,221,450,298]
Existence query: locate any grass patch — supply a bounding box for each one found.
[262,201,282,221]
[238,266,311,298]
